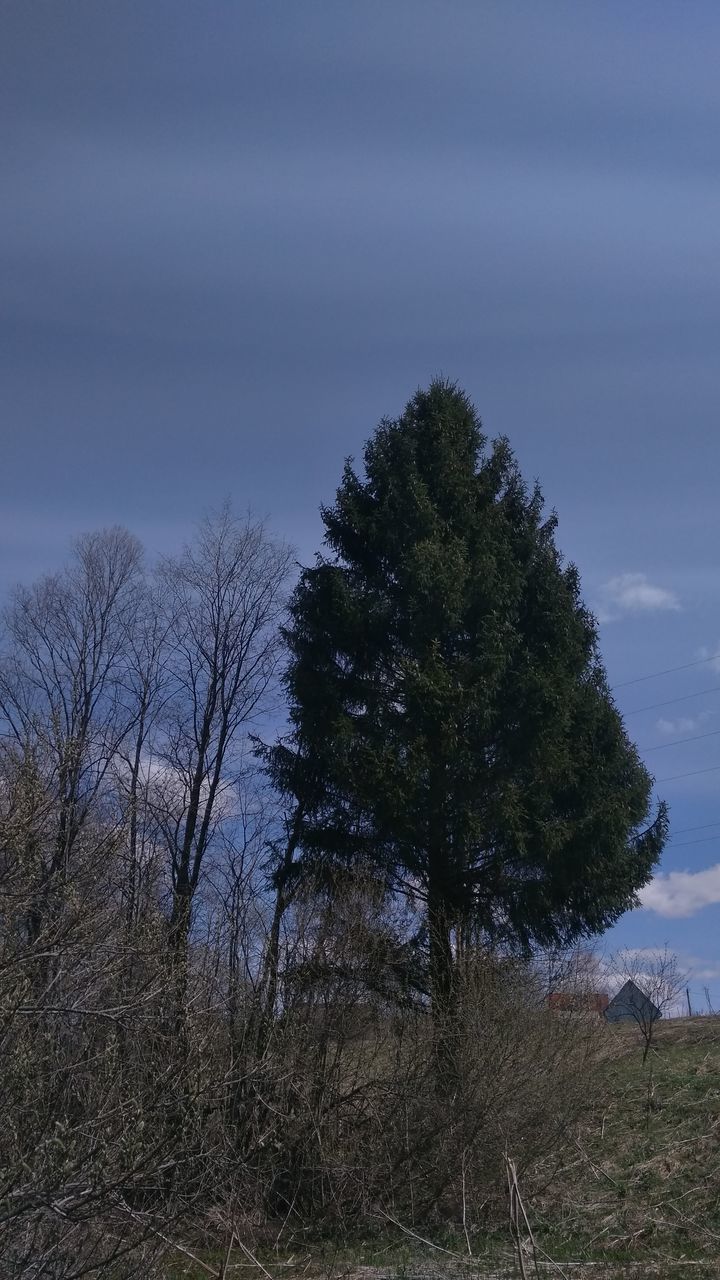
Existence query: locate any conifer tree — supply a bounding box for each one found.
[274,381,667,1016]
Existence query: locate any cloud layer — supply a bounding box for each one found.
[656,711,712,735]
[640,864,720,918]
[697,643,720,674]
[596,573,680,624]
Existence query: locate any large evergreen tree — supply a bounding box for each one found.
[275,381,667,1014]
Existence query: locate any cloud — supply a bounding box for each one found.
[656,712,712,735]
[596,573,681,624]
[614,945,674,963]
[697,643,720,675]
[640,864,720,918]
[694,964,720,981]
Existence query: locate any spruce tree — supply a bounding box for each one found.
[274,381,667,1016]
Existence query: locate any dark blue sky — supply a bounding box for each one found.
[4,2,720,999]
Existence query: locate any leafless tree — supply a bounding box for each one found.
[540,944,610,1016]
[0,518,295,1273]
[111,580,173,930]
[207,772,278,1029]
[0,529,145,979]
[152,506,292,973]
[610,946,687,1062]
[0,753,164,1277]
[0,527,144,860]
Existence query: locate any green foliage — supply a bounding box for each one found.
[274,380,667,995]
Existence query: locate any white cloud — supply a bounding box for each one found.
[614,945,673,964]
[596,573,681,624]
[115,752,238,822]
[694,964,720,981]
[697,642,720,675]
[656,712,712,736]
[640,864,720,918]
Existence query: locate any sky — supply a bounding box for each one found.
[3,1,720,1006]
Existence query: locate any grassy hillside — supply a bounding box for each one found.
[528,1015,720,1276]
[167,1016,720,1279]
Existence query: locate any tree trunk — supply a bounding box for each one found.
[255,814,303,1060]
[427,877,459,1082]
[169,885,192,1051]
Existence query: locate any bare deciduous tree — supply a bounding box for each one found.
[153,507,292,970]
[112,579,173,930]
[610,946,686,1061]
[0,529,145,979]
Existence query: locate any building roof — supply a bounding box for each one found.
[548,991,609,1013]
[606,978,662,1021]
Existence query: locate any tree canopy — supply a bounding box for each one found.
[274,380,668,1008]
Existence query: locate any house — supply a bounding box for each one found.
[548,990,609,1016]
[605,979,661,1024]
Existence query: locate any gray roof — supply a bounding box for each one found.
[605,978,662,1022]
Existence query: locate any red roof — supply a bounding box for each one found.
[548,991,609,1013]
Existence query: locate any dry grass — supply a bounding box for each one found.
[164,1017,720,1278]
[525,1016,720,1272]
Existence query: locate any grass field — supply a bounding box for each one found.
[165,1016,720,1279]
[528,1014,720,1276]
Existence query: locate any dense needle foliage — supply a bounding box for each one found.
[275,381,668,1006]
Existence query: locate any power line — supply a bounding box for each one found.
[613,650,720,690]
[642,728,720,753]
[626,684,720,716]
[666,834,720,849]
[671,820,720,836]
[657,763,720,784]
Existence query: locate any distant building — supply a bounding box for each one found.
[605,979,661,1024]
[548,990,609,1016]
